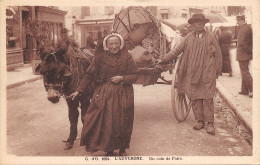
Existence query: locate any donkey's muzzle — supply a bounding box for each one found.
[48,96,60,103]
[47,88,61,104]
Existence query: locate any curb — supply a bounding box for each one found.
[216,80,252,135]
[6,76,43,90]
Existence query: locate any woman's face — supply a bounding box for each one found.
[106,36,121,54]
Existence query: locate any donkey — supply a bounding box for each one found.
[35,41,94,150]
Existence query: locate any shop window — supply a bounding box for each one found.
[25,20,63,50]
[161,13,169,19]
[94,26,101,31]
[6,6,20,48]
[81,7,90,16]
[105,6,114,15]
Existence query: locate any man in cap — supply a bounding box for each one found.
[56,28,78,54]
[236,15,253,98]
[157,14,222,135]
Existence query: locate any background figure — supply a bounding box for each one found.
[69,32,139,156]
[56,28,78,52]
[236,15,253,98]
[85,32,96,49]
[218,26,232,77]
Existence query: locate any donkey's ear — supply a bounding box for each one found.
[35,63,42,73]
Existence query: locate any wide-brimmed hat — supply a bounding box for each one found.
[236,15,245,20]
[188,14,209,24]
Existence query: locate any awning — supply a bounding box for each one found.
[204,12,228,23]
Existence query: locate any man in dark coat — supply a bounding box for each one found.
[56,28,78,49]
[55,28,78,60]
[86,32,96,49]
[236,15,253,98]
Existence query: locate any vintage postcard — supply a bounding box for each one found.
[1,0,260,164]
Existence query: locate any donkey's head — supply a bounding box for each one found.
[36,42,72,103]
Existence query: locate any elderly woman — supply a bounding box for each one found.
[69,32,139,156]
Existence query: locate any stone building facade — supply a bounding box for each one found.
[6,6,67,71]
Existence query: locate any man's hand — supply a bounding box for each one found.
[111,76,123,84]
[68,91,79,100]
[155,59,163,64]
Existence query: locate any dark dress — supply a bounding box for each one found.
[218,32,232,74]
[76,48,139,152]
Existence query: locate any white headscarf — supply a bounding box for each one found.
[103,32,124,51]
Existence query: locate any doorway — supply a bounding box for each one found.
[22,11,30,63]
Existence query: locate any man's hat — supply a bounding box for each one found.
[236,15,245,20]
[61,28,69,33]
[188,14,209,24]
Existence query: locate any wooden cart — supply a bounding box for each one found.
[112,6,191,122]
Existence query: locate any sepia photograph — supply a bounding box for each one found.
[1,0,259,164]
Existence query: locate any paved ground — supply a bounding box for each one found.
[5,47,253,135]
[6,80,252,156]
[3,46,254,162]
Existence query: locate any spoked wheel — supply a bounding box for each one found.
[171,62,192,122]
[171,87,192,122]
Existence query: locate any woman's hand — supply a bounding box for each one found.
[111,76,123,84]
[68,91,79,100]
[155,59,163,64]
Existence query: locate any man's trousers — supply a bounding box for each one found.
[191,98,214,123]
[238,60,253,94]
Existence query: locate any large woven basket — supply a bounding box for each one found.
[112,6,169,85]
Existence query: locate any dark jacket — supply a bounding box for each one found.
[218,32,232,45]
[86,36,96,49]
[236,24,252,61]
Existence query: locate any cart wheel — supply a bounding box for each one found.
[171,68,192,122]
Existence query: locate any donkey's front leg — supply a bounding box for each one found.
[64,98,80,150]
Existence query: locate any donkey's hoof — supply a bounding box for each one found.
[64,141,74,150]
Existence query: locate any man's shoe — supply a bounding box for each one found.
[206,123,215,135]
[249,92,253,98]
[193,121,205,130]
[64,141,74,150]
[238,92,248,95]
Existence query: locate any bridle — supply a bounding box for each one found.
[39,42,93,100]
[42,51,70,97]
